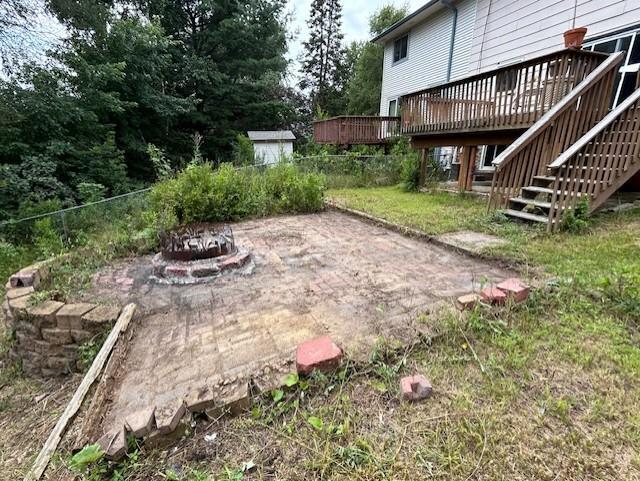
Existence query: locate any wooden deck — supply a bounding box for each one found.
[313,116,400,145]
[402,49,608,140]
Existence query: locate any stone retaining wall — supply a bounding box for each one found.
[2,260,121,377]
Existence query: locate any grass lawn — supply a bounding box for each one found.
[3,185,640,480]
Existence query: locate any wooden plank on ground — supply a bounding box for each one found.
[24,303,137,481]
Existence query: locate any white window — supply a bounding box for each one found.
[393,35,408,64]
[584,28,640,107]
[388,99,398,116]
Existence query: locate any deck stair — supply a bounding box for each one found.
[489,51,640,231]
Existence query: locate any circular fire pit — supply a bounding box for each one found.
[152,223,252,284]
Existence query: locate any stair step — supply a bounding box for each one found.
[533,175,555,182]
[504,209,549,224]
[522,186,554,195]
[509,197,552,209]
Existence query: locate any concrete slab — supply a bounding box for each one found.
[86,212,515,434]
[435,230,508,255]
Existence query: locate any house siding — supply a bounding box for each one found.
[379,0,477,115]
[468,0,640,73]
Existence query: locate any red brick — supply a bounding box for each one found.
[165,266,188,277]
[456,293,480,311]
[496,278,530,303]
[296,336,342,375]
[400,374,433,402]
[480,287,507,305]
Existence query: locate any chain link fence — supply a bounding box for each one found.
[0,154,409,245]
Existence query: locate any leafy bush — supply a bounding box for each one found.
[149,162,325,227]
[400,154,421,192]
[562,198,590,233]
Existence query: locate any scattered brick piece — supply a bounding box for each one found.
[82,304,121,329]
[296,336,343,375]
[400,374,433,402]
[41,328,72,345]
[10,268,40,288]
[125,406,156,437]
[6,286,34,300]
[496,278,530,303]
[96,427,127,461]
[155,400,186,434]
[219,252,250,270]
[456,293,480,311]
[56,303,96,330]
[480,286,507,305]
[185,386,216,412]
[27,300,65,327]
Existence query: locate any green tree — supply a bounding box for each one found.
[346,5,407,115]
[300,0,346,115]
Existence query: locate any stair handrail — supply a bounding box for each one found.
[548,86,640,170]
[492,51,625,173]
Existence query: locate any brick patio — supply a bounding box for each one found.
[87,211,514,431]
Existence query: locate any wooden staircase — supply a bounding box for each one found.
[490,51,640,231]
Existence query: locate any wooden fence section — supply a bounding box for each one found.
[313,116,400,145]
[488,52,624,211]
[401,49,608,136]
[547,86,640,228]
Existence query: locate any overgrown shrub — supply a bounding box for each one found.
[149,162,325,228]
[561,198,590,233]
[400,154,421,192]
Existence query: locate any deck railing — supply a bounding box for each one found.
[488,52,623,211]
[401,49,608,135]
[547,84,640,228]
[313,116,400,144]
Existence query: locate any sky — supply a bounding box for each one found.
[285,0,425,82]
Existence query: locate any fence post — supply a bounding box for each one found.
[60,211,70,243]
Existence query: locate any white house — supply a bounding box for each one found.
[247,131,295,165]
[373,0,640,169]
[375,0,640,117]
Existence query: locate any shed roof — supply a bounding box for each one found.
[247,130,296,141]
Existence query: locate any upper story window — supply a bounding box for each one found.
[393,35,408,64]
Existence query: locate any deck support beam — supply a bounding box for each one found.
[458,145,478,191]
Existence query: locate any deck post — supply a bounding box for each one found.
[419,149,428,187]
[458,145,477,191]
